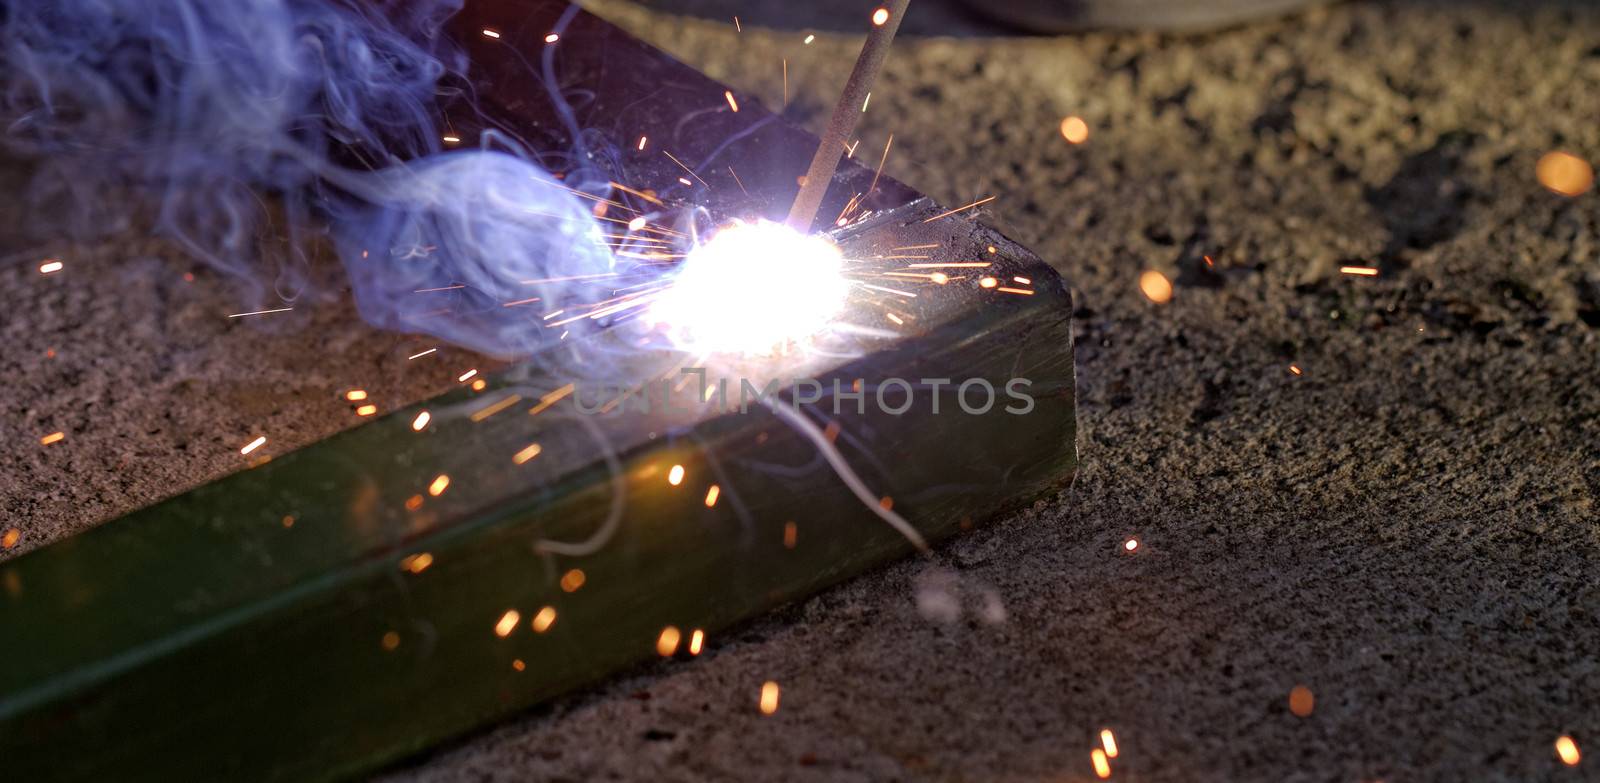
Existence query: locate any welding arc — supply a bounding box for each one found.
[761,398,929,551]
[785,0,912,233]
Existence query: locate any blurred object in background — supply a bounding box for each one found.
[955,0,1331,31]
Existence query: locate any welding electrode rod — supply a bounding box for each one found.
[785,0,912,233]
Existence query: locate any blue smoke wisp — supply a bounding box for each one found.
[0,0,623,359]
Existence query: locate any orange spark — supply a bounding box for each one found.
[38,260,63,274]
[471,394,523,423]
[345,389,368,401]
[979,277,998,289]
[441,134,460,144]
[783,521,798,549]
[1,528,19,549]
[1101,728,1119,758]
[1060,116,1090,144]
[532,606,557,633]
[560,568,587,592]
[481,28,500,38]
[427,474,450,496]
[39,431,65,446]
[1288,685,1315,717]
[1340,266,1379,277]
[513,443,543,465]
[1091,748,1111,779]
[1123,538,1139,552]
[656,626,682,656]
[637,136,648,151]
[759,681,781,715]
[399,552,434,574]
[724,91,740,112]
[494,609,521,638]
[1556,735,1581,766]
[1537,151,1593,196]
[404,494,424,511]
[411,411,431,431]
[457,369,478,383]
[382,631,401,650]
[872,7,890,25]
[240,436,266,455]
[689,629,705,655]
[921,196,995,223]
[544,33,560,44]
[705,484,721,507]
[668,464,686,486]
[355,404,378,417]
[1289,365,1303,376]
[1139,270,1173,303]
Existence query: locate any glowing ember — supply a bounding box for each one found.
[656,626,681,656]
[480,28,500,38]
[1556,735,1581,766]
[345,389,368,401]
[1,528,19,549]
[759,681,781,714]
[494,610,521,637]
[239,436,266,455]
[427,474,450,496]
[544,33,560,44]
[1340,265,1379,277]
[668,464,686,486]
[532,606,557,633]
[355,404,378,417]
[705,484,721,507]
[1060,116,1089,144]
[689,629,705,655]
[560,568,586,592]
[1123,538,1139,552]
[1288,685,1315,717]
[1536,151,1594,197]
[512,443,542,465]
[411,411,431,431]
[1100,728,1118,758]
[1091,748,1111,778]
[872,7,890,25]
[652,220,849,354]
[1139,270,1173,303]
[39,431,65,446]
[399,553,433,574]
[38,260,63,274]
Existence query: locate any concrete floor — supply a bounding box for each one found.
[4,0,1598,780]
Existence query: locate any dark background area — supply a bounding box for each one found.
[4,0,1597,780]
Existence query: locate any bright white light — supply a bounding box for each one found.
[651,220,849,354]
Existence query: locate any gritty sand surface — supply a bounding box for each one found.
[5,0,1599,781]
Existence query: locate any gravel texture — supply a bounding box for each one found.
[5,0,1599,780]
